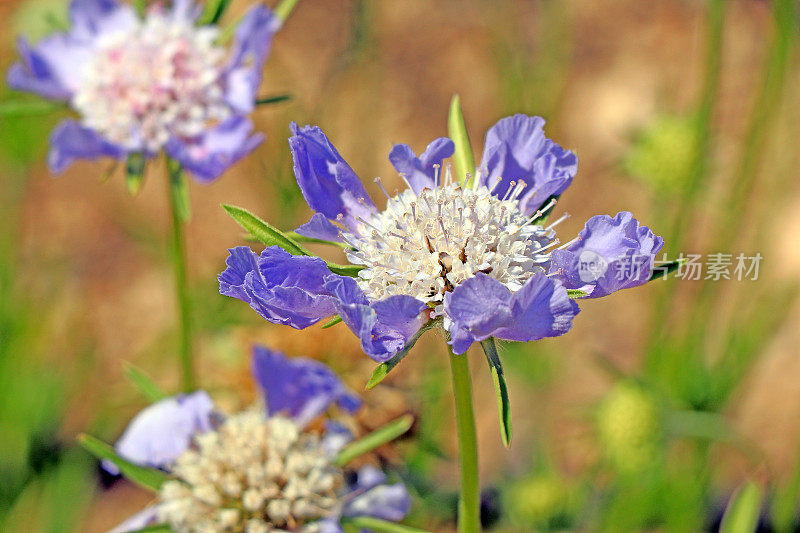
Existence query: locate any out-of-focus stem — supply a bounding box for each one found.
[448,343,480,533]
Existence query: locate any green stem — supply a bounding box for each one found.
[166,163,194,392]
[448,343,480,533]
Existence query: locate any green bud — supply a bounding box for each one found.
[597,382,661,473]
[624,115,697,194]
[504,474,576,530]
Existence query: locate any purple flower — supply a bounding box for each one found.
[221,118,662,356]
[7,0,278,181]
[110,345,410,532]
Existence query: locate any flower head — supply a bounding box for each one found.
[7,0,278,181]
[220,115,663,358]
[109,346,409,533]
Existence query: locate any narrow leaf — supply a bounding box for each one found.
[321,315,342,329]
[126,153,146,195]
[77,434,168,492]
[167,160,191,222]
[275,0,301,22]
[222,204,310,256]
[567,289,588,299]
[480,338,512,447]
[448,94,475,187]
[128,525,173,533]
[341,516,430,533]
[720,481,763,533]
[327,262,363,277]
[133,0,147,17]
[198,0,231,25]
[255,94,292,106]
[335,414,414,467]
[648,258,686,282]
[123,362,167,402]
[366,320,438,390]
[286,231,347,248]
[0,99,62,116]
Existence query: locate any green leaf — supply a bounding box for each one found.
[128,525,173,533]
[720,480,763,533]
[125,153,146,195]
[255,94,292,106]
[448,94,475,187]
[567,289,588,299]
[341,516,430,533]
[167,160,191,222]
[275,0,301,22]
[0,99,63,116]
[321,316,342,329]
[335,414,414,467]
[198,0,231,25]
[326,262,363,277]
[648,258,686,282]
[123,362,167,402]
[366,320,438,390]
[222,204,311,256]
[286,231,347,248]
[77,434,168,492]
[480,338,512,447]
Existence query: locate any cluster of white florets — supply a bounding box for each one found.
[157,411,343,533]
[72,11,230,152]
[343,169,565,311]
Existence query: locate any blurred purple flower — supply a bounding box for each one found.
[7,0,279,181]
[220,117,662,356]
[110,345,410,532]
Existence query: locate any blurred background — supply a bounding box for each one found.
[1,0,799,531]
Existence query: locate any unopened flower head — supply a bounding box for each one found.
[597,382,661,472]
[158,411,343,533]
[73,12,230,153]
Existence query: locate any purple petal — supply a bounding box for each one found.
[295,213,344,242]
[70,0,138,38]
[324,276,428,362]
[223,5,279,113]
[218,246,338,329]
[388,137,454,194]
[548,211,664,298]
[444,273,579,354]
[289,123,376,232]
[478,114,577,214]
[251,345,361,427]
[114,391,215,470]
[7,36,92,100]
[108,507,160,533]
[164,116,264,182]
[343,466,411,522]
[47,120,127,173]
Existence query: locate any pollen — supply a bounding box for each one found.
[157,411,343,532]
[343,167,564,313]
[72,12,230,152]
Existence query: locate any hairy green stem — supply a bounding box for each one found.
[167,163,194,391]
[448,343,480,533]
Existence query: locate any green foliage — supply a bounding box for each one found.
[447,95,475,187]
[720,481,763,533]
[335,415,414,467]
[625,115,697,194]
[77,434,168,492]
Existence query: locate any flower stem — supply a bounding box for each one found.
[166,161,194,391]
[447,343,480,533]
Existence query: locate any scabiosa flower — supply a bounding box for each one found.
[7,0,278,182]
[109,346,410,533]
[220,115,664,359]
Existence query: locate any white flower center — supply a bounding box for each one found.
[72,12,230,152]
[343,173,565,312]
[158,411,343,533]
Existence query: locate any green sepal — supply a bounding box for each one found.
[366,320,438,390]
[77,433,168,492]
[480,337,512,447]
[274,0,301,22]
[341,516,430,533]
[167,160,191,222]
[127,525,173,533]
[321,316,342,329]
[448,94,475,188]
[530,194,560,225]
[222,204,363,277]
[719,480,763,533]
[198,0,231,25]
[255,94,292,106]
[335,414,414,467]
[0,99,62,116]
[123,361,167,402]
[125,153,146,195]
[648,257,686,282]
[567,289,588,299]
